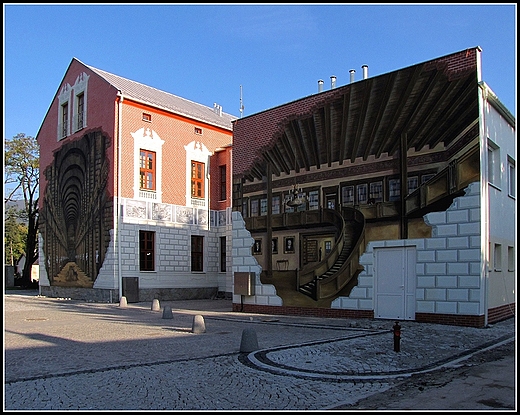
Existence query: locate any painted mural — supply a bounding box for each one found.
[40,130,113,287]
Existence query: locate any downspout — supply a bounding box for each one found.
[116,91,123,301]
[478,81,489,327]
[475,45,489,327]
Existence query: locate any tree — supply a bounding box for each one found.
[4,133,39,287]
[4,205,28,267]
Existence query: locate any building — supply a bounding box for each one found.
[37,58,236,302]
[231,47,516,327]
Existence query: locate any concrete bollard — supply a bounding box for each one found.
[240,328,259,352]
[162,305,173,319]
[191,314,206,333]
[151,298,160,311]
[119,296,128,308]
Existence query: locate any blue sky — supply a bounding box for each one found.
[3,3,517,140]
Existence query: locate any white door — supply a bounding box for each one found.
[374,247,416,320]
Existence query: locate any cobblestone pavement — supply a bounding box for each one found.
[3,290,516,411]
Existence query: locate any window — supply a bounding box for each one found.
[140,150,156,190]
[219,165,226,201]
[191,235,204,272]
[191,161,205,198]
[356,183,368,204]
[142,113,151,122]
[493,243,502,271]
[272,195,280,215]
[76,93,84,130]
[407,177,418,194]
[369,181,383,202]
[194,127,202,135]
[421,173,435,184]
[389,178,400,201]
[260,197,268,216]
[508,246,515,272]
[61,103,68,138]
[220,237,226,272]
[242,198,249,217]
[342,185,354,205]
[250,199,259,216]
[308,190,319,210]
[508,156,515,197]
[139,231,155,271]
[488,140,501,187]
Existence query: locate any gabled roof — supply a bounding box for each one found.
[78,58,237,131]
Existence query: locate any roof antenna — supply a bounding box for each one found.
[239,85,244,118]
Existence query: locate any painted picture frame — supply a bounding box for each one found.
[272,237,278,254]
[253,239,262,255]
[284,236,295,254]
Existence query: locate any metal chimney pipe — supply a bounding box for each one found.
[330,75,336,89]
[362,64,368,79]
[318,79,324,93]
[349,69,355,83]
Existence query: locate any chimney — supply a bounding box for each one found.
[330,75,336,89]
[362,64,368,79]
[349,69,355,83]
[213,102,222,116]
[318,79,324,93]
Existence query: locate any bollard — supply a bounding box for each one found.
[393,321,401,352]
[162,305,173,319]
[151,298,160,311]
[192,314,206,333]
[240,328,259,353]
[119,296,128,308]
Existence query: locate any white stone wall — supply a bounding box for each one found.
[42,207,233,295]
[332,182,482,316]
[231,211,281,306]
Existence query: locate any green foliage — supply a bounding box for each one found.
[4,206,28,265]
[4,133,39,285]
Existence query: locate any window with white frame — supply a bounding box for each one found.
[507,156,515,197]
[184,141,211,207]
[132,128,165,202]
[57,83,71,140]
[72,72,89,133]
[488,140,501,187]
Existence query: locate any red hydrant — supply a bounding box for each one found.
[393,321,401,352]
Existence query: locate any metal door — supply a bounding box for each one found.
[374,247,415,320]
[122,277,139,303]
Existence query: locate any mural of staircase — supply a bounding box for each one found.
[297,207,365,301]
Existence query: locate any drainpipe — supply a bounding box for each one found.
[116,91,123,301]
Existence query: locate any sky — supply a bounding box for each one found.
[3,3,517,141]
